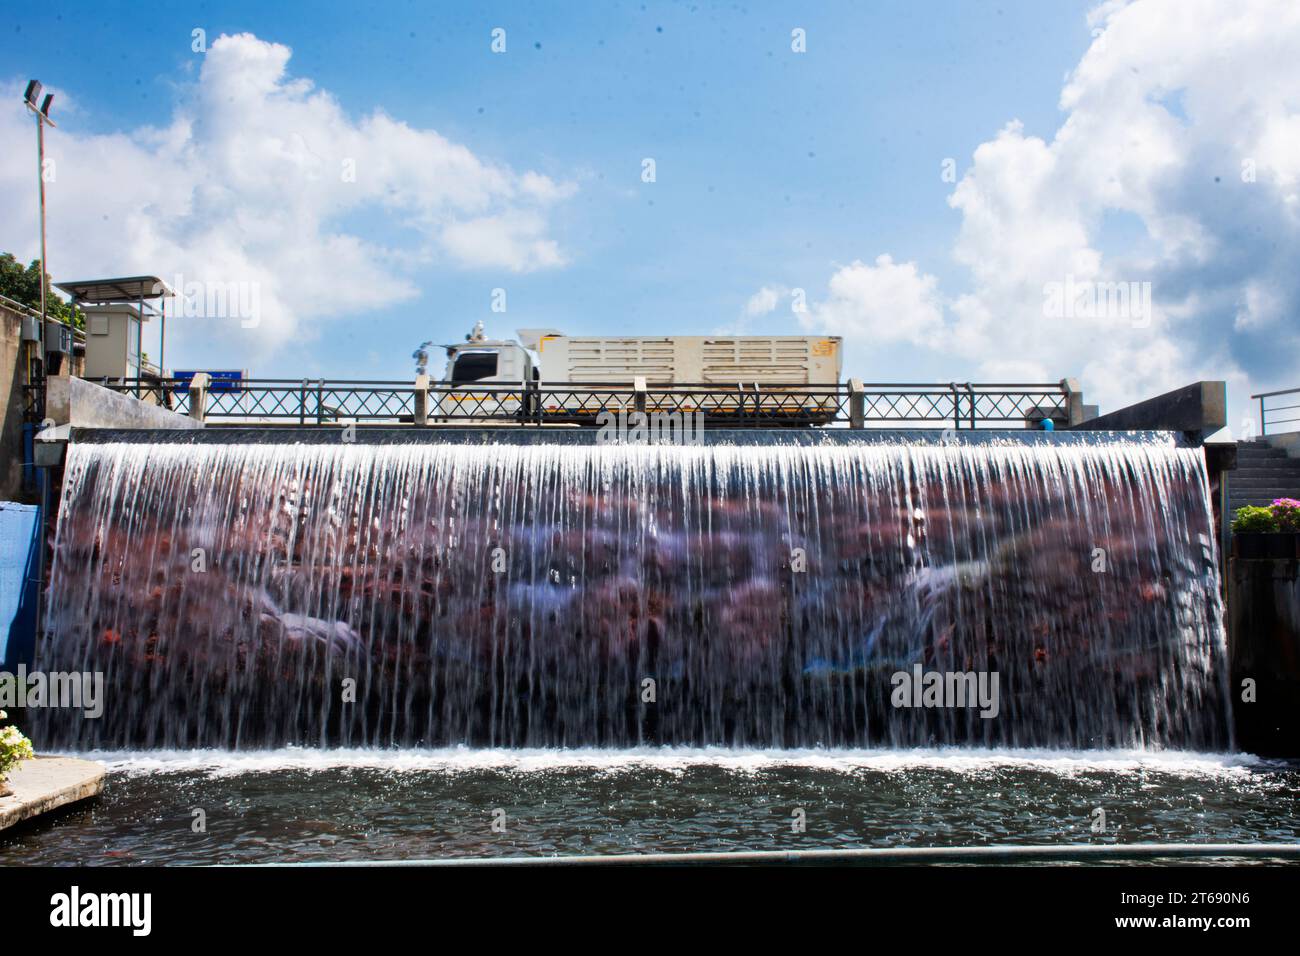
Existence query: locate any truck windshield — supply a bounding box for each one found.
[451,352,498,383]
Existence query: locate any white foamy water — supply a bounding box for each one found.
[66,746,1270,780]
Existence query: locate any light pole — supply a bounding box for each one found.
[24,79,56,386]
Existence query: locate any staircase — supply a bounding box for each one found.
[1230,440,1300,511]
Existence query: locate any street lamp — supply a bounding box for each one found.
[24,79,56,385]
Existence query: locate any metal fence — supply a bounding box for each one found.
[1252,386,1300,436]
[90,377,1071,429]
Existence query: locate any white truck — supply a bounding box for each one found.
[431,323,843,423]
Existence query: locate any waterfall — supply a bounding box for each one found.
[32,432,1230,750]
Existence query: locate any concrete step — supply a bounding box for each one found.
[1231,475,1300,488]
[1234,459,1300,470]
[1236,448,1289,459]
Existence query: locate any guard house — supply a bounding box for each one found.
[55,276,175,383]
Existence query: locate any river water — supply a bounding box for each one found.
[3,749,1296,865]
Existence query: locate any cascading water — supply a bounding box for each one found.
[32,432,1230,751]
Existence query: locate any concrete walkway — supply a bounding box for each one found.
[0,756,105,832]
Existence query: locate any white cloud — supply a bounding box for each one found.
[0,33,575,366]
[744,286,783,317]
[791,0,1300,425]
[810,255,945,348]
[440,212,567,272]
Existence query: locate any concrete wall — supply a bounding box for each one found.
[1266,432,1300,459]
[2,303,110,501]
[0,305,80,502]
[1,304,28,502]
[1067,381,1226,439]
[45,376,200,431]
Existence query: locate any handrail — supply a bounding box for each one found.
[93,377,1067,391]
[90,377,1070,429]
[0,293,87,343]
[1250,386,1300,399]
[1251,386,1300,436]
[0,292,43,318]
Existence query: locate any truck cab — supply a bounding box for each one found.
[441,322,537,384]
[433,323,557,420]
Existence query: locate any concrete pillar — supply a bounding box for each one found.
[848,378,865,429]
[1061,377,1086,426]
[188,372,211,424]
[413,374,430,426]
[633,376,647,416]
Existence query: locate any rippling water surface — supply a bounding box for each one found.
[3,749,1298,865]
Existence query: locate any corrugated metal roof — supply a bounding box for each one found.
[54,276,175,303]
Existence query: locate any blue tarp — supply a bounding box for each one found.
[0,501,40,671]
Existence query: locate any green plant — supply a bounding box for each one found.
[0,252,85,330]
[0,710,36,784]
[1272,498,1300,532]
[1232,505,1279,534]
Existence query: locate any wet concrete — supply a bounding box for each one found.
[0,755,104,832]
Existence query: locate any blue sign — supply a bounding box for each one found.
[172,370,245,395]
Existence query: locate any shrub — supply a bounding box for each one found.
[1232,505,1278,533]
[0,710,36,783]
[1272,497,1300,533]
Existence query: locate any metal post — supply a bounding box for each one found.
[35,112,48,370]
[848,378,864,429]
[951,383,961,430]
[1260,395,1267,437]
[316,379,324,425]
[137,291,144,399]
[299,379,308,426]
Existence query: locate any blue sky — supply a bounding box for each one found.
[3,1,1297,430]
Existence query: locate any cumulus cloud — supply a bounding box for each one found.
[791,0,1300,427]
[745,286,784,317]
[806,255,945,348]
[0,33,575,365]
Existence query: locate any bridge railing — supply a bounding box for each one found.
[88,377,1071,429]
[1252,386,1300,436]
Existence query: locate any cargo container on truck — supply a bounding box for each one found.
[433,324,842,423]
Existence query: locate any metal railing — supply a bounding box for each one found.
[91,377,1071,429]
[1252,386,1300,436]
[0,292,86,342]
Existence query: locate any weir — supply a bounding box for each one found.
[30,429,1230,750]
